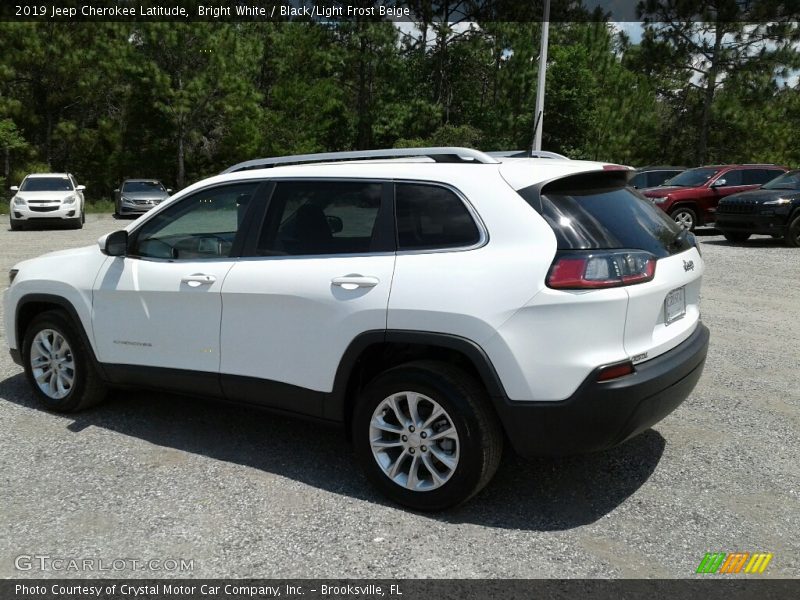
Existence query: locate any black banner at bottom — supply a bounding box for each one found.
[3,579,799,600]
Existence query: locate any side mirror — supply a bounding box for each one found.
[326,215,344,234]
[98,230,128,256]
[711,179,726,188]
[76,185,86,191]
[167,189,173,194]
[9,186,18,192]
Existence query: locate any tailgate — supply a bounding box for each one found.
[624,247,703,363]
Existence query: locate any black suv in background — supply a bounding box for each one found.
[715,169,800,246]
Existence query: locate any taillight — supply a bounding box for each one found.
[547,251,656,289]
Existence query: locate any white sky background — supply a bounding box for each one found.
[395,21,798,87]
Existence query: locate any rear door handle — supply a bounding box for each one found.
[181,274,216,287]
[331,275,379,290]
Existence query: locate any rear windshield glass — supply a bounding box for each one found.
[517,184,691,257]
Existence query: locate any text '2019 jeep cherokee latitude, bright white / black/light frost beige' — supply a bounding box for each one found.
[4,148,709,511]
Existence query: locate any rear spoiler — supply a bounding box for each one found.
[523,170,631,213]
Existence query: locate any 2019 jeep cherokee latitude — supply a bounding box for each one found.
[4,148,710,511]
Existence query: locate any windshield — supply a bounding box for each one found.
[762,170,800,190]
[123,181,166,193]
[20,177,73,192]
[663,167,721,187]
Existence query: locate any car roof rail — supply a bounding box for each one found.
[221,147,499,173]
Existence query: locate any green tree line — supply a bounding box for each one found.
[0,15,798,198]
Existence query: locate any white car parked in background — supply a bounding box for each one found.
[3,148,709,510]
[9,173,86,230]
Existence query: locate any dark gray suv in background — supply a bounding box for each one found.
[114,179,171,217]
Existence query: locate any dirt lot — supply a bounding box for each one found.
[0,215,798,579]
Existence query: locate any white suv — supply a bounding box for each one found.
[3,148,709,510]
[9,173,86,230]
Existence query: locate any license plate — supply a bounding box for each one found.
[664,286,686,325]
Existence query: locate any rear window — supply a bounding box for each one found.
[517,182,692,257]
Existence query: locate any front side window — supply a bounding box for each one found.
[256,181,383,256]
[131,182,258,259]
[395,183,480,250]
[20,177,74,192]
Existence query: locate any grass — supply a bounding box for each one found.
[85,199,116,214]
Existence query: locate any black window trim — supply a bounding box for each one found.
[392,178,489,255]
[125,179,272,262]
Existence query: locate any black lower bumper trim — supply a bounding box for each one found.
[715,214,787,235]
[494,323,710,458]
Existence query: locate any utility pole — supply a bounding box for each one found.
[532,0,550,152]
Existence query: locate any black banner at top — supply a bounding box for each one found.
[2,0,800,23]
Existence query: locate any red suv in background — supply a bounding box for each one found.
[641,164,788,230]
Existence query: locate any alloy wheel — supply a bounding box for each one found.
[29,329,75,400]
[369,391,460,492]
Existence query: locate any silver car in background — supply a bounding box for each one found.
[114,179,171,217]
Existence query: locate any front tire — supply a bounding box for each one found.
[723,231,751,243]
[669,207,697,231]
[10,218,23,231]
[353,361,503,511]
[22,311,107,412]
[785,215,800,248]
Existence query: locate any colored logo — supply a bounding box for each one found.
[696,552,773,574]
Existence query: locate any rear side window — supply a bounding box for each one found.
[743,168,783,185]
[517,182,691,258]
[257,181,382,256]
[718,169,742,186]
[629,173,647,188]
[395,183,480,250]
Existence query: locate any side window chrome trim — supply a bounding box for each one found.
[392,178,489,255]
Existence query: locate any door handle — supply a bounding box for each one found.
[181,274,216,287]
[331,275,379,290]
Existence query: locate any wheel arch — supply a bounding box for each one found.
[15,294,105,377]
[329,330,508,437]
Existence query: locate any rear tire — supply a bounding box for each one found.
[669,207,697,231]
[353,360,503,511]
[22,311,107,412]
[785,215,800,248]
[723,232,751,243]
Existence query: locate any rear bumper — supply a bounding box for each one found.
[494,322,709,458]
[715,213,787,235]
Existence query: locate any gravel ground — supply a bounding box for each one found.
[0,215,797,579]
